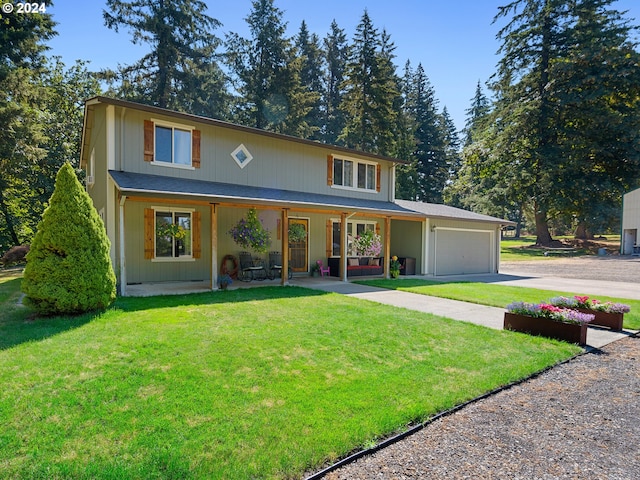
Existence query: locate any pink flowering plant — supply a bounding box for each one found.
[351,230,382,257]
[549,295,630,314]
[506,301,595,325]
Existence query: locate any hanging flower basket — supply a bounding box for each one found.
[288,223,307,243]
[351,230,382,257]
[228,208,271,254]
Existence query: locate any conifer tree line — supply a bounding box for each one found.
[447,0,640,245]
[2,0,640,253]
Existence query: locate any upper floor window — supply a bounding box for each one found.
[328,155,380,192]
[156,125,191,166]
[144,119,201,169]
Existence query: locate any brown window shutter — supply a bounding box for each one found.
[144,120,154,162]
[144,208,154,259]
[192,211,201,259]
[376,164,381,192]
[325,219,332,258]
[192,129,201,168]
[375,223,380,236]
[327,155,333,185]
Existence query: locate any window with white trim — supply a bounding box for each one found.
[155,210,193,258]
[331,220,377,256]
[332,156,377,191]
[155,124,192,166]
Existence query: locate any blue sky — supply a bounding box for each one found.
[46,0,640,132]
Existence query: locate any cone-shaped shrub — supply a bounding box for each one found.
[22,163,116,315]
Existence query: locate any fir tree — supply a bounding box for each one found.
[102,0,227,115]
[322,20,349,145]
[22,163,116,315]
[462,80,491,147]
[295,21,324,139]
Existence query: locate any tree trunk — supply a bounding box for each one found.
[0,185,20,247]
[574,222,593,240]
[534,205,553,246]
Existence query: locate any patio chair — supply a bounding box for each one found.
[267,251,292,280]
[318,260,331,277]
[238,251,267,282]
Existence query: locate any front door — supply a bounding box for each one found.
[288,218,308,273]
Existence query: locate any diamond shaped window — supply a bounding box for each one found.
[231,144,253,169]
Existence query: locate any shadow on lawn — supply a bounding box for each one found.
[1,284,329,351]
[112,284,330,313]
[0,277,99,351]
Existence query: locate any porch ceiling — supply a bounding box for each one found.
[109,170,422,217]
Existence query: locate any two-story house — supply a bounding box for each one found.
[80,96,511,295]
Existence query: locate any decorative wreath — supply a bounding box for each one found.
[220,254,239,279]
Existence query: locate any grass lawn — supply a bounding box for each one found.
[356,278,640,330]
[1,270,580,479]
[500,235,621,261]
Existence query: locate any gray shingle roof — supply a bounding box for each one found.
[109,171,420,216]
[395,199,514,225]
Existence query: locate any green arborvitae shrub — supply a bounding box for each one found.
[22,163,116,315]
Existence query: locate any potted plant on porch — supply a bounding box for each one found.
[504,301,595,345]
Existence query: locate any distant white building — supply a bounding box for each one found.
[621,187,640,255]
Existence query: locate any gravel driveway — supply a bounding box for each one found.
[500,255,640,283]
[319,335,640,480]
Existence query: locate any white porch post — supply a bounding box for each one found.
[384,216,391,279]
[119,195,126,296]
[211,204,218,290]
[281,208,289,286]
[340,212,348,282]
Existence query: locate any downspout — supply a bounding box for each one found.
[119,195,127,296]
[424,218,430,276]
[119,107,126,171]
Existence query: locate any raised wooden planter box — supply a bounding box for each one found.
[504,312,588,345]
[576,309,623,331]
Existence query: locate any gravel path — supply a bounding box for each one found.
[500,256,640,283]
[319,335,640,480]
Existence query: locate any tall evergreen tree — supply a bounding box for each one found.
[395,61,419,200]
[102,0,228,116]
[226,0,315,137]
[439,106,462,184]
[0,3,55,250]
[295,21,324,139]
[553,0,640,238]
[409,64,447,202]
[339,11,399,156]
[322,20,349,145]
[462,80,491,146]
[490,0,571,245]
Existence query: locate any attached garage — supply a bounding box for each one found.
[434,228,493,275]
[394,200,513,276]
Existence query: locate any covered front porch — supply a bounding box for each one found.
[110,170,424,296]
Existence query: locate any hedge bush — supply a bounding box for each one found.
[22,163,116,315]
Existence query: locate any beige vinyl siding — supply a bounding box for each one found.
[390,219,424,275]
[124,201,211,284]
[114,107,393,201]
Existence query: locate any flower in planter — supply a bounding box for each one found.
[351,230,382,257]
[548,295,630,314]
[506,301,594,325]
[228,208,271,254]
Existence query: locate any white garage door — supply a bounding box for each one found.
[435,229,493,275]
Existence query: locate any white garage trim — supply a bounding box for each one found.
[433,226,495,276]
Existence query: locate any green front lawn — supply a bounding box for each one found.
[0,271,580,479]
[357,279,640,330]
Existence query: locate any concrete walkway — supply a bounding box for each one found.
[293,275,638,350]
